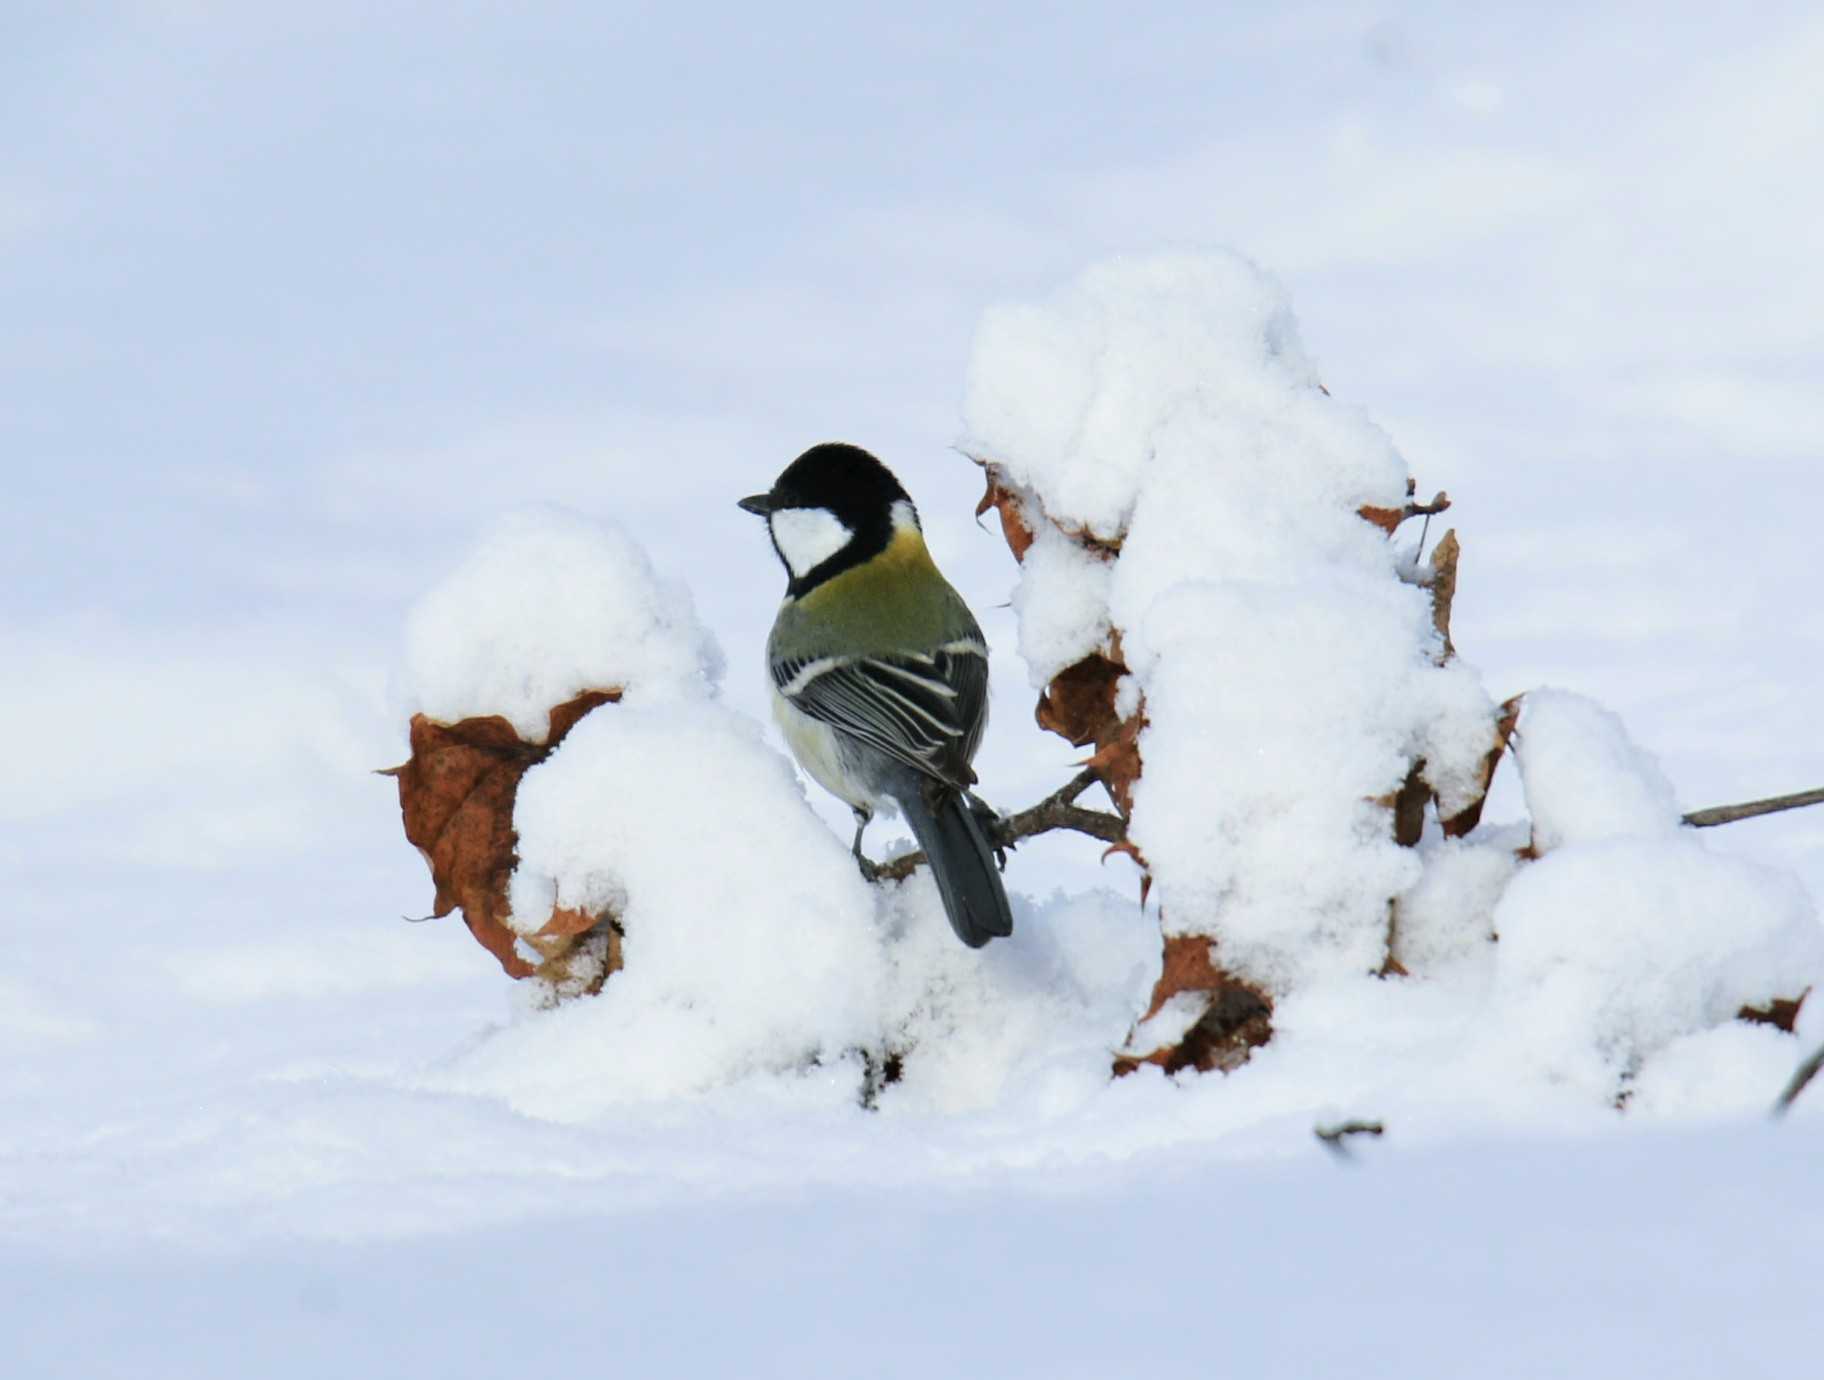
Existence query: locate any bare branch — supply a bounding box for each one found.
[872,768,1127,884]
[1683,788,1824,829]
[997,767,1121,837]
[1773,1041,1824,1119]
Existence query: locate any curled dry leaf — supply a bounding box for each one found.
[1035,650,1127,748]
[1428,529,1460,660]
[381,689,621,981]
[974,463,1037,562]
[1100,837,1153,908]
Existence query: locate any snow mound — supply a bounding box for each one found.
[475,698,886,1109]
[1491,836,1820,1096]
[1513,687,1683,850]
[401,507,721,741]
[964,249,1498,991]
[393,254,1820,1125]
[404,510,1156,1113]
[1491,687,1823,1097]
[961,249,1823,1103]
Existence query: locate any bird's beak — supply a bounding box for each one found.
[737,493,773,517]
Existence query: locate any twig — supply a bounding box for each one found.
[872,768,1126,884]
[996,767,1122,840]
[1683,788,1824,829]
[1315,1119,1385,1160]
[1772,1041,1824,1119]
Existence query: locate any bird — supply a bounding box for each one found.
[739,442,1014,948]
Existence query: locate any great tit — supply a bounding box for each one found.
[739,442,1014,949]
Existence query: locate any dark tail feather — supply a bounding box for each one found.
[897,788,1014,948]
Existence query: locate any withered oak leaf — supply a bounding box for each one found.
[1113,935,1274,1077]
[381,689,620,979]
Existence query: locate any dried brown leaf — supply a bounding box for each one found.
[1390,758,1431,849]
[975,466,1037,563]
[1429,529,1460,660]
[382,688,621,979]
[1036,652,1126,747]
[1739,989,1809,1033]
[1360,483,1451,535]
[1081,718,1144,817]
[1115,936,1274,1077]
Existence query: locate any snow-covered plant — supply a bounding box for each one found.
[385,251,1822,1117]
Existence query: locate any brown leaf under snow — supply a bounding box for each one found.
[1739,990,1809,1034]
[1034,639,1146,817]
[381,689,620,980]
[1113,935,1274,1077]
[1360,479,1452,536]
[1441,694,1524,840]
[1035,651,1125,748]
[1388,758,1432,849]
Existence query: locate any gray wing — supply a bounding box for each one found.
[772,641,989,790]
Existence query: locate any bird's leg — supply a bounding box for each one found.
[850,807,879,883]
[966,791,1012,871]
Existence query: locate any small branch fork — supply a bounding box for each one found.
[872,767,1126,885]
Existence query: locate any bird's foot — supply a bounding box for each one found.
[967,792,1013,871]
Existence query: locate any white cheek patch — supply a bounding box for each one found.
[769,506,853,579]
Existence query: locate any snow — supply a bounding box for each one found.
[1488,840,1821,1100]
[12,9,1824,1372]
[13,255,1811,1279]
[1009,522,1114,688]
[1390,833,1518,972]
[5,1126,1821,1380]
[400,507,721,741]
[477,695,887,1108]
[1514,687,1685,850]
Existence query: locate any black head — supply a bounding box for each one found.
[739,443,911,525]
[739,443,919,594]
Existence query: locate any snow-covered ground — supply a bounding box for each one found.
[6,5,1823,1375]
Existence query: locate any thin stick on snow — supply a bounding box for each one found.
[1683,787,1824,829]
[1314,1120,1385,1160]
[1772,1042,1824,1118]
[872,767,1123,884]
